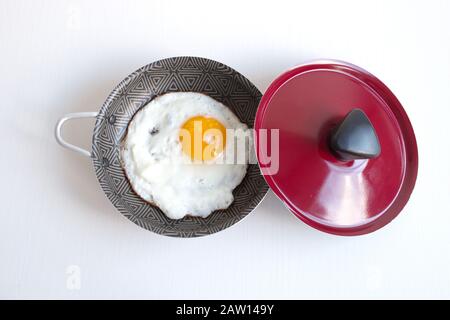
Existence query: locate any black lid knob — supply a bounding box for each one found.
[329,109,381,161]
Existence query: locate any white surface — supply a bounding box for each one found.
[1,0,449,299]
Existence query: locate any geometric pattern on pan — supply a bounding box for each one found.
[91,57,269,237]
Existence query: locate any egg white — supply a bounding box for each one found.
[120,92,250,219]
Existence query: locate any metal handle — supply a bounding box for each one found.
[329,109,381,161]
[55,112,98,158]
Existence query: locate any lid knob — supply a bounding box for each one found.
[329,109,381,161]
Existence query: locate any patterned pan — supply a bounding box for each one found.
[55,57,268,237]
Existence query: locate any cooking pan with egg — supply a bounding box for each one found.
[56,57,418,237]
[55,57,269,237]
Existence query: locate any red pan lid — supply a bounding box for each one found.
[255,60,418,236]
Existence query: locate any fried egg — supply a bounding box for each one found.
[120,92,250,219]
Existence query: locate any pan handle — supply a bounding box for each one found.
[55,112,98,158]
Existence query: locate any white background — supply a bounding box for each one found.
[1,0,449,299]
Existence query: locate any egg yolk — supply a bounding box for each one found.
[179,116,226,162]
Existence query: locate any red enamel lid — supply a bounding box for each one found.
[255,60,418,236]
